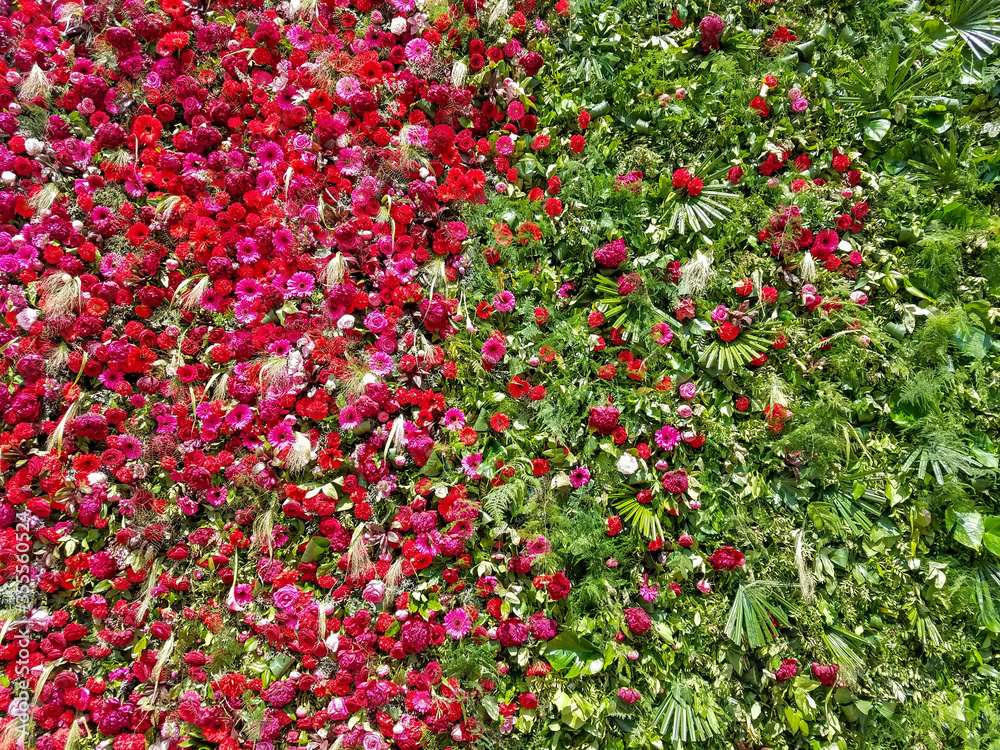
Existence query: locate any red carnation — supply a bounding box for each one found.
[623,606,652,634]
[589,405,620,434]
[594,238,628,268]
[706,546,746,571]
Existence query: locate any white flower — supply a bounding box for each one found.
[337,314,356,330]
[390,16,407,34]
[617,453,639,475]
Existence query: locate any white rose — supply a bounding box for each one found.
[337,314,356,330]
[617,453,639,475]
[390,17,407,34]
[24,138,44,156]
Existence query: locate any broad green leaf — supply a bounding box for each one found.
[946,507,984,550]
[983,517,1000,556]
[863,118,891,142]
[543,632,602,672]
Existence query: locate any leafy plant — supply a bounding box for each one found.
[724,582,798,649]
[946,0,1000,59]
[699,331,773,372]
[651,682,724,745]
[838,45,944,115]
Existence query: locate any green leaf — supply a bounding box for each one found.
[983,517,1000,556]
[863,118,891,142]
[946,507,984,550]
[268,653,295,679]
[481,695,500,721]
[300,536,331,564]
[543,632,602,673]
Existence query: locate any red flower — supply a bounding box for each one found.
[623,607,652,634]
[490,413,511,432]
[131,115,162,145]
[812,662,840,686]
[718,322,740,342]
[706,546,746,571]
[775,658,798,681]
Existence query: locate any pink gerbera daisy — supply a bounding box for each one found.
[443,408,466,431]
[444,609,472,639]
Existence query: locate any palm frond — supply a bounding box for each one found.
[947,0,1000,59]
[900,438,984,484]
[838,45,943,113]
[700,332,773,373]
[724,582,797,649]
[823,624,870,683]
[905,132,971,191]
[651,682,724,745]
[613,494,665,540]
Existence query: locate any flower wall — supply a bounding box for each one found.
[2,0,1000,749]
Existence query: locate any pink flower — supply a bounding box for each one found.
[594,239,628,268]
[569,466,591,487]
[443,408,466,430]
[493,290,516,312]
[775,658,798,681]
[811,662,839,686]
[655,424,681,451]
[273,585,299,611]
[482,338,507,363]
[679,382,697,399]
[639,574,659,602]
[362,580,386,603]
[444,609,472,639]
[227,584,252,612]
[617,688,641,704]
[652,322,674,345]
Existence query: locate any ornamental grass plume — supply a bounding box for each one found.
[678,251,715,297]
[38,271,82,316]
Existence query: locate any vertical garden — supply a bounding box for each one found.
[1,0,1000,749]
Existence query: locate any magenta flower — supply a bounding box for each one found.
[655,424,681,451]
[444,609,473,639]
[569,466,591,488]
[493,290,516,312]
